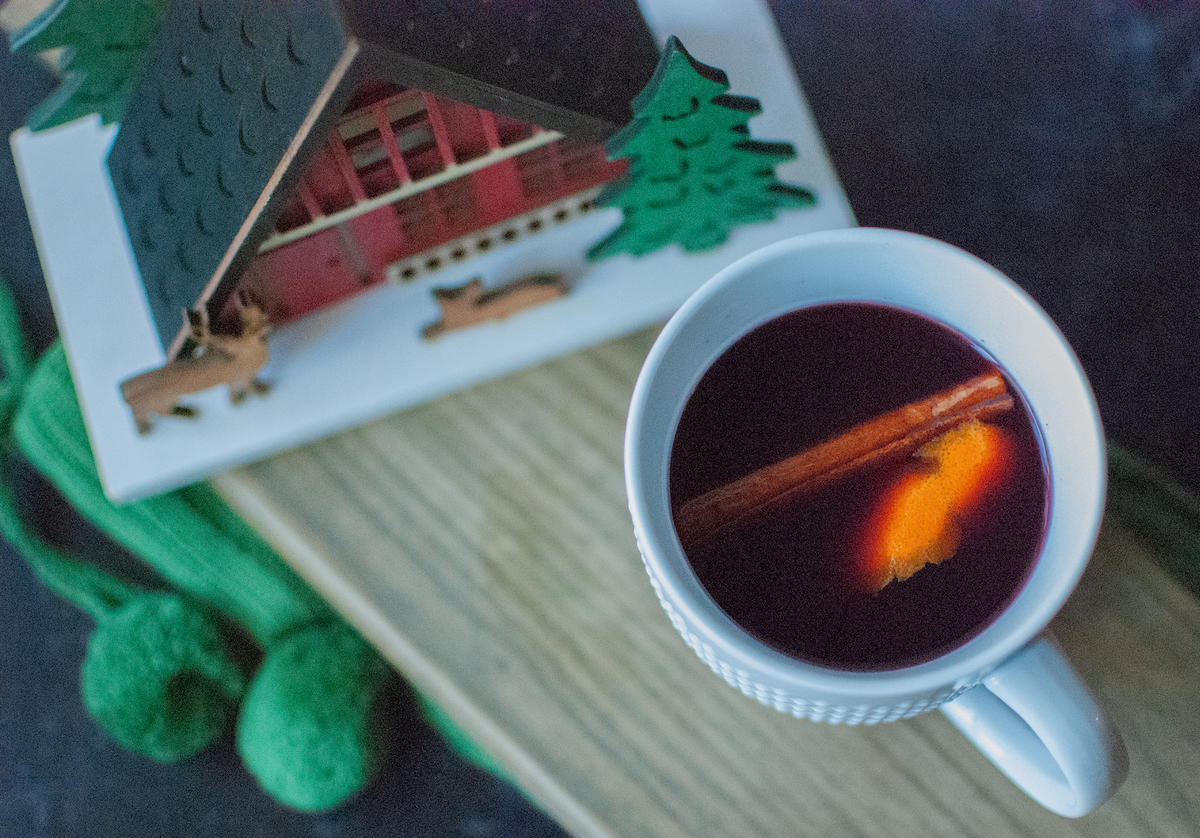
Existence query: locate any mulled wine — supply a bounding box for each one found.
[668,303,1048,670]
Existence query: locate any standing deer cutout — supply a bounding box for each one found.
[120,305,271,434]
[422,272,568,339]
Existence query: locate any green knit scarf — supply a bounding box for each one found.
[0,277,393,811]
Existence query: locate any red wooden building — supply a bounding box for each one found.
[245,79,626,326]
[107,0,659,355]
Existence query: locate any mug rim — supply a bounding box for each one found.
[625,228,1106,704]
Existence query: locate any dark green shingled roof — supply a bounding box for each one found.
[107,0,659,352]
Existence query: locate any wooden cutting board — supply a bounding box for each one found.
[216,326,1200,838]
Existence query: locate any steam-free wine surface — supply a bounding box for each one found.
[670,303,1048,669]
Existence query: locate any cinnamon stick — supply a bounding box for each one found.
[673,372,1013,551]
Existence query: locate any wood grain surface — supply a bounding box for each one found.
[216,327,1200,838]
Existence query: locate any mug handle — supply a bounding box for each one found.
[939,632,1127,817]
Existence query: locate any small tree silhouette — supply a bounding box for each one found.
[588,36,815,260]
[10,0,167,132]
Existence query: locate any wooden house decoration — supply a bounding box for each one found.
[106,0,660,356]
[12,0,855,502]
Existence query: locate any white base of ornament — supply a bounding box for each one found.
[11,0,854,502]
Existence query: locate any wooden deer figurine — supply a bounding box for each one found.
[422,272,568,339]
[120,305,271,434]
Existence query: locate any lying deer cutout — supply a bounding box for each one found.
[422,272,568,340]
[120,305,271,434]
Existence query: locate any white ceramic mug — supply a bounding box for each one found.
[625,228,1127,817]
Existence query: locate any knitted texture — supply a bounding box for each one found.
[81,592,245,761]
[13,343,330,647]
[237,621,390,811]
[0,275,395,809]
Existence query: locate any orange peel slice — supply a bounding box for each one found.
[855,419,1016,592]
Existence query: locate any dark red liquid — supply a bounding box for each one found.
[669,303,1048,670]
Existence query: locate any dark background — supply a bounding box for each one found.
[3,2,1198,835]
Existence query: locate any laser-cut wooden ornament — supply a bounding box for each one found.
[119,304,271,434]
[588,36,816,260]
[104,0,659,357]
[9,0,168,131]
[422,272,568,339]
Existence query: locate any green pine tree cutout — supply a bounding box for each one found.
[9,0,167,132]
[588,36,816,260]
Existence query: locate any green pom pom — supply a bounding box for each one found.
[237,622,390,811]
[81,593,245,762]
